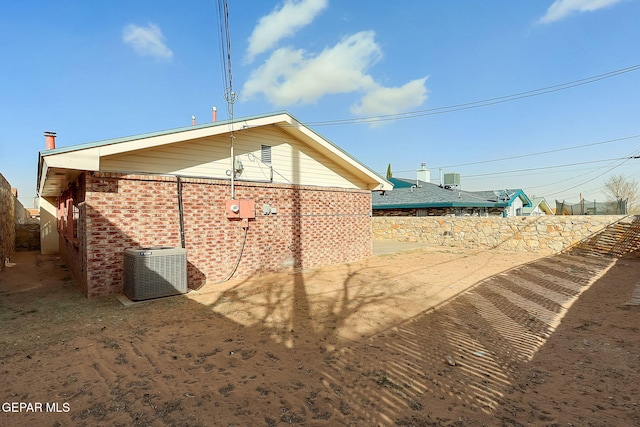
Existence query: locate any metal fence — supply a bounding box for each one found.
[555,199,627,215]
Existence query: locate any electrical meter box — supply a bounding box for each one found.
[226,199,255,219]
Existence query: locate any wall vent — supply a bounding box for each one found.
[123,247,188,301]
[261,145,272,164]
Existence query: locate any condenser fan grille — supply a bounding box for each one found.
[123,247,187,301]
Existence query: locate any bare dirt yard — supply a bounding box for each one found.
[1,245,639,426]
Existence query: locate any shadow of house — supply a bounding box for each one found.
[37,112,391,298]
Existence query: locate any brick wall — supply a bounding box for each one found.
[74,172,371,298]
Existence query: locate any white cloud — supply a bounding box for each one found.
[245,0,328,63]
[122,23,173,59]
[243,30,428,120]
[539,0,623,24]
[350,78,429,118]
[243,31,380,105]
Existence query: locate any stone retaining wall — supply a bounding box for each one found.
[372,215,626,253]
[0,173,15,268]
[15,223,41,251]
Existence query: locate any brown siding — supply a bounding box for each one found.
[77,172,371,298]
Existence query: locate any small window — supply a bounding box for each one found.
[261,145,272,164]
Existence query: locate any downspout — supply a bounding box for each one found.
[177,176,186,249]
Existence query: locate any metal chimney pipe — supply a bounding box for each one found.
[44,131,56,150]
[212,106,217,122]
[191,115,196,126]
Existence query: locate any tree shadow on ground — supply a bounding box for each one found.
[3,249,636,426]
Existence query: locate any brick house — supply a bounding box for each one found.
[37,112,391,298]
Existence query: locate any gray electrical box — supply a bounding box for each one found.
[123,247,187,301]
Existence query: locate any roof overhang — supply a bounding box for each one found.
[37,111,391,198]
[512,190,532,207]
[273,114,391,191]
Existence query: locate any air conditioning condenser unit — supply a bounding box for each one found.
[123,247,188,301]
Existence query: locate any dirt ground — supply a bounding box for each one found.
[0,245,639,426]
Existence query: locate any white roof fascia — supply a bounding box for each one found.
[43,149,101,171]
[276,115,391,191]
[37,157,50,197]
[38,153,100,197]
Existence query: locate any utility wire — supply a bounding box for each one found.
[216,1,230,105]
[462,157,632,178]
[523,156,634,191]
[387,132,640,176]
[525,148,640,196]
[301,63,640,127]
[540,148,640,197]
[434,134,640,169]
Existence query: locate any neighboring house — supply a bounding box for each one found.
[372,177,531,217]
[37,111,391,298]
[522,197,552,216]
[26,209,40,219]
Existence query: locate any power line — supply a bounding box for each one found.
[527,149,640,197]
[523,155,632,192]
[462,157,631,178]
[385,131,640,175]
[543,148,640,197]
[215,1,230,105]
[216,0,239,199]
[301,63,640,127]
[434,134,640,169]
[394,149,640,200]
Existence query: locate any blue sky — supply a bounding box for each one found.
[1,0,639,208]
